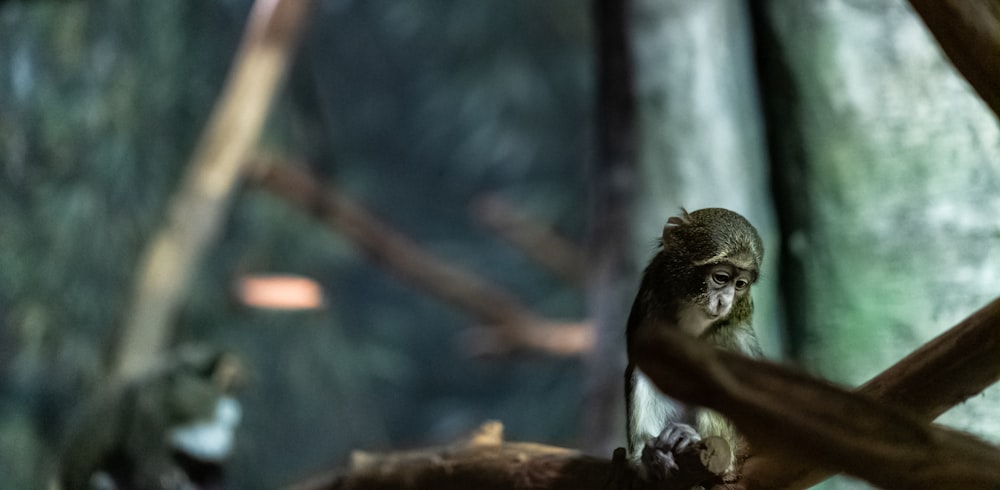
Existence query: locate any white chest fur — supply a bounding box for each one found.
[628,370,681,462]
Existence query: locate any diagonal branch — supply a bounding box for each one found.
[249,159,594,356]
[860,298,1000,418]
[112,0,314,380]
[908,0,1000,119]
[737,297,1000,489]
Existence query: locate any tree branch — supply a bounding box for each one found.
[631,299,1000,489]
[908,0,1000,119]
[737,297,1000,488]
[250,159,594,356]
[286,420,731,490]
[112,0,314,380]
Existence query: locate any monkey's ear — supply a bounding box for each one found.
[666,207,693,227]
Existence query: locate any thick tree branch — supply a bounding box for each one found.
[737,297,1000,489]
[631,301,1000,490]
[858,298,1000,416]
[250,159,593,356]
[112,0,314,379]
[908,0,1000,119]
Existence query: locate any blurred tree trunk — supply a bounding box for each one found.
[629,0,782,356]
[582,0,637,455]
[754,1,1000,488]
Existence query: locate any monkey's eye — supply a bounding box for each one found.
[712,271,730,285]
[735,278,750,290]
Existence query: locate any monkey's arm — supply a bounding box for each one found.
[627,313,735,487]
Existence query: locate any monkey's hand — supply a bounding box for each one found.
[641,423,725,489]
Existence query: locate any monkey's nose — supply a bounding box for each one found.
[711,297,732,317]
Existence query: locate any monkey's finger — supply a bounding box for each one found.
[656,422,702,453]
[640,443,681,481]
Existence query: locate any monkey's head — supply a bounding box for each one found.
[655,208,763,334]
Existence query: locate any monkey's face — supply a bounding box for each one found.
[701,263,753,318]
[676,263,754,337]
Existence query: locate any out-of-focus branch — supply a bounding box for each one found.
[859,298,1000,417]
[286,421,624,490]
[908,0,1000,118]
[471,195,586,286]
[460,320,594,358]
[287,420,728,490]
[737,297,1000,489]
[112,0,314,380]
[250,159,594,356]
[631,300,1000,490]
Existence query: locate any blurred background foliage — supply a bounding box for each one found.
[0,1,998,489]
[1,1,591,488]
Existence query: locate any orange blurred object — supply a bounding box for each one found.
[237,274,324,310]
